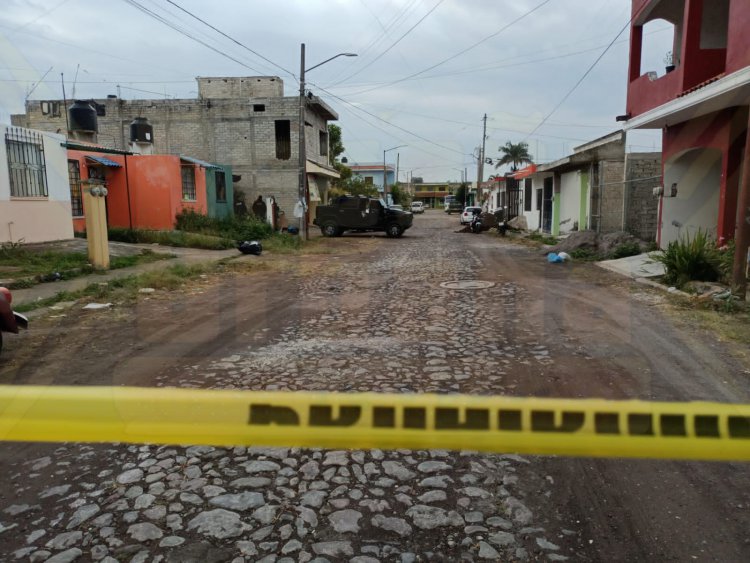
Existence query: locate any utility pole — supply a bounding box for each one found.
[298,43,308,240]
[477,113,487,207]
[396,152,400,190]
[732,117,750,297]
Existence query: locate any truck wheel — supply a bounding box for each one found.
[321,222,339,237]
[386,223,403,238]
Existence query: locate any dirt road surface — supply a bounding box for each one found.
[1,212,748,562]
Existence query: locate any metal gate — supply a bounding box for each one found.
[505,176,521,220]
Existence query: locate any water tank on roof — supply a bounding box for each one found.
[68,100,97,132]
[129,117,153,143]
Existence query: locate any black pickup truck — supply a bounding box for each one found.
[314,196,413,238]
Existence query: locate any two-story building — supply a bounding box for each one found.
[11,76,340,226]
[622,0,749,288]
[349,163,396,193]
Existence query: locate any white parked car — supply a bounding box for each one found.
[410,201,424,213]
[460,206,482,225]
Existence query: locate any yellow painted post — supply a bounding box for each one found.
[83,185,110,269]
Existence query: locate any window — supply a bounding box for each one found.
[40,101,61,117]
[68,160,83,217]
[524,179,532,212]
[181,165,196,201]
[275,120,291,160]
[319,131,328,157]
[253,104,265,112]
[364,176,373,185]
[5,127,48,197]
[215,170,227,202]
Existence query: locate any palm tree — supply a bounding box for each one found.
[495,141,533,172]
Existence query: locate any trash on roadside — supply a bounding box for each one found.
[83,303,112,310]
[547,252,564,263]
[138,287,156,294]
[238,241,262,255]
[558,251,571,261]
[287,226,299,235]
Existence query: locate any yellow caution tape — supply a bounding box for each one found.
[1,385,749,461]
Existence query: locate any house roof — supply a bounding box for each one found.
[86,155,122,168]
[511,164,537,179]
[180,155,221,169]
[63,141,132,155]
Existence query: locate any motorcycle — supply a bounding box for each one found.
[470,213,483,234]
[0,287,28,355]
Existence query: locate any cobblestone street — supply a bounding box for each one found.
[1,212,749,562]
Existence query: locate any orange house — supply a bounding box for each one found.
[66,144,210,232]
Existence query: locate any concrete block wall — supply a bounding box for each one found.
[11,78,338,223]
[197,77,284,98]
[625,152,661,241]
[599,160,625,232]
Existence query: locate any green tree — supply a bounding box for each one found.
[495,141,533,172]
[328,124,345,161]
[390,183,411,206]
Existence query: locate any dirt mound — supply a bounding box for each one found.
[545,231,598,254]
[544,230,649,257]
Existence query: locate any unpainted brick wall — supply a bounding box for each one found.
[197,77,284,99]
[624,152,661,241]
[599,160,625,232]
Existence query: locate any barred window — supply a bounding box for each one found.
[5,127,48,197]
[181,165,196,201]
[68,160,83,217]
[215,170,226,202]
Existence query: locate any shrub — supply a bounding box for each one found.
[107,228,235,250]
[611,241,642,259]
[652,229,722,288]
[175,209,272,241]
[569,248,599,261]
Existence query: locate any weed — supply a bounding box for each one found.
[106,228,235,250]
[610,241,642,259]
[175,209,273,241]
[528,232,558,246]
[651,229,722,289]
[569,248,599,261]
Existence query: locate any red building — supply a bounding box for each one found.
[623,0,750,288]
[65,143,224,232]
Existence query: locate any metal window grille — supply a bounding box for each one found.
[5,127,48,198]
[181,165,196,201]
[215,170,226,202]
[68,160,83,217]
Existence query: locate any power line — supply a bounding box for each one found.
[525,7,646,139]
[308,80,468,157]
[120,0,268,75]
[162,0,297,81]
[338,0,553,94]
[329,0,444,86]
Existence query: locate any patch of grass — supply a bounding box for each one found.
[610,241,642,259]
[106,228,235,250]
[175,209,273,241]
[15,260,241,313]
[0,246,171,288]
[528,232,558,246]
[262,233,303,254]
[569,248,600,261]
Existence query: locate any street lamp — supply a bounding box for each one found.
[383,144,406,206]
[299,44,357,240]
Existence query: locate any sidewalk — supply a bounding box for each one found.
[11,241,239,307]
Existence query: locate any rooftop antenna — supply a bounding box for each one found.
[61,72,69,135]
[71,63,80,99]
[25,66,53,101]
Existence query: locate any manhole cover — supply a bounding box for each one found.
[439,280,495,290]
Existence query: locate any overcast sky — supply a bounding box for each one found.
[0,0,669,182]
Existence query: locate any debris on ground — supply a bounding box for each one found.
[138,287,156,294]
[238,241,263,255]
[543,230,649,257]
[82,303,112,310]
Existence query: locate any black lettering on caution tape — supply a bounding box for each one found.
[247,404,750,440]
